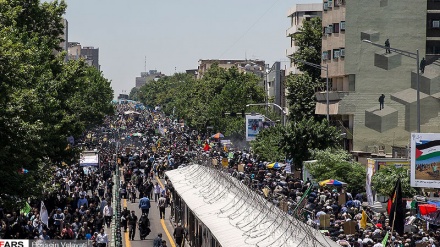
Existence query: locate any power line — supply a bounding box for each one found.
[219,0,283,59]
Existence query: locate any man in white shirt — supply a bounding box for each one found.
[103,203,113,228]
[96,228,108,247]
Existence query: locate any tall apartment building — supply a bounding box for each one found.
[267,62,286,112]
[67,42,100,71]
[286,4,322,75]
[318,0,440,153]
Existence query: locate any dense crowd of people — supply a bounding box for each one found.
[2,101,440,247]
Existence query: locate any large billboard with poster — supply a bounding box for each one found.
[245,114,265,141]
[411,133,440,188]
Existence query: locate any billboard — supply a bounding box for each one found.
[411,133,440,188]
[245,114,265,141]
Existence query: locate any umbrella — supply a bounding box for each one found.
[211,132,224,139]
[132,133,142,137]
[319,179,347,187]
[266,162,286,169]
[419,204,438,215]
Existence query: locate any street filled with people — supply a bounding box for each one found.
[0,101,439,247]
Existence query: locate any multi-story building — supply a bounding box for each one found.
[267,62,286,113]
[317,0,440,154]
[286,3,322,75]
[67,42,100,70]
[135,70,165,88]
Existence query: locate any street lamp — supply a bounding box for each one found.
[290,58,330,122]
[362,39,421,132]
[246,103,287,126]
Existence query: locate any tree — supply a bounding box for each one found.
[0,0,114,208]
[307,148,366,194]
[285,74,324,122]
[128,87,140,101]
[281,117,341,169]
[251,125,286,162]
[372,166,416,198]
[290,17,322,80]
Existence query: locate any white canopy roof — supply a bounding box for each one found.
[166,165,339,247]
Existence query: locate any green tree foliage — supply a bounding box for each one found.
[372,166,416,198]
[290,17,322,80]
[138,64,265,139]
[285,74,324,122]
[128,87,139,101]
[250,125,286,162]
[307,149,366,194]
[0,0,114,208]
[281,118,341,169]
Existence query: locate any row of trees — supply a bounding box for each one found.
[0,0,114,208]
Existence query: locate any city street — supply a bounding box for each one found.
[121,176,177,247]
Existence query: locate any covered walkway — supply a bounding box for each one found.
[166,165,339,247]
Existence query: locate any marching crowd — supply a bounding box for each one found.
[1,101,440,247]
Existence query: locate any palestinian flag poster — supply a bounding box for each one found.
[411,133,440,188]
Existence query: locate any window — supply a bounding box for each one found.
[322,51,329,60]
[333,23,340,33]
[327,25,333,34]
[333,49,340,59]
[323,2,329,11]
[340,21,346,31]
[328,0,333,8]
[334,0,344,6]
[433,20,440,28]
[340,48,345,57]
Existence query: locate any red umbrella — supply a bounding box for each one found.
[211,132,224,139]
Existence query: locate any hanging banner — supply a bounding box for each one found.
[245,114,264,142]
[411,133,440,188]
[366,158,375,205]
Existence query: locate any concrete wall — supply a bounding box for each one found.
[342,0,432,152]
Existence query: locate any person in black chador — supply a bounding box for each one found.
[420,57,426,74]
[138,213,150,240]
[379,94,385,110]
[385,39,391,54]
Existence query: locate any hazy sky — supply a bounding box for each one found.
[62,0,314,96]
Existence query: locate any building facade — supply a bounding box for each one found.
[267,62,286,112]
[135,70,165,88]
[286,3,322,75]
[318,0,440,153]
[67,42,100,70]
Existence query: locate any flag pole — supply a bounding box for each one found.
[389,178,400,247]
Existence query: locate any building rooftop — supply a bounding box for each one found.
[287,3,323,17]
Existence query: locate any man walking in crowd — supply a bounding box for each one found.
[158,194,167,219]
[154,182,161,202]
[153,233,163,247]
[127,210,138,241]
[139,195,151,216]
[103,202,113,228]
[173,223,185,247]
[96,228,109,247]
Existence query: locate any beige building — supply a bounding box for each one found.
[286,4,322,75]
[318,0,440,154]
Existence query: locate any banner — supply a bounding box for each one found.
[40,201,49,226]
[366,159,375,205]
[411,133,440,188]
[245,115,264,142]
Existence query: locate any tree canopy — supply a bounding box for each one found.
[0,0,114,208]
[306,149,366,194]
[372,166,416,198]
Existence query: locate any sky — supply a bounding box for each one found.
[62,0,314,97]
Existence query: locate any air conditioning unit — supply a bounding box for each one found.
[323,2,328,11]
[433,20,440,28]
[328,0,333,8]
[340,49,345,57]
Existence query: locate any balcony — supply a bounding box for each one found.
[286,25,299,37]
[286,46,297,57]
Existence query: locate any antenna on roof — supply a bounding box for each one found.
[144,56,147,72]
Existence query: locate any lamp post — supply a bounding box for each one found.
[362,39,420,132]
[246,103,287,126]
[290,58,330,122]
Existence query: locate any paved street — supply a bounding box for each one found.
[121,176,177,247]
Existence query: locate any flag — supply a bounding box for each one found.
[382,232,389,246]
[20,202,31,215]
[415,140,440,162]
[360,210,367,229]
[40,201,49,226]
[388,178,405,235]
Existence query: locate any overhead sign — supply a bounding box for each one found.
[80,152,99,167]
